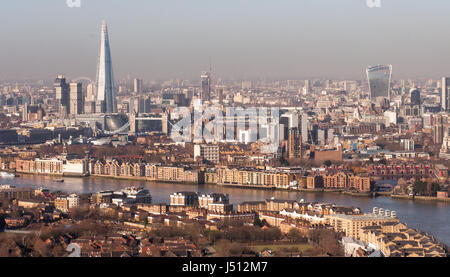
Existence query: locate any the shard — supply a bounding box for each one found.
[95,20,117,114]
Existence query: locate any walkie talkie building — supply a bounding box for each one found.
[366,65,392,100]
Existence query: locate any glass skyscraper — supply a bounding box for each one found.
[96,21,117,114]
[200,72,211,102]
[366,65,392,100]
[441,77,450,111]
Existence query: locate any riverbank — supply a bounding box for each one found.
[87,174,202,186]
[4,170,450,204]
[2,173,450,246]
[391,194,450,203]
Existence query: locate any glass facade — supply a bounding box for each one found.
[96,21,117,114]
[366,65,392,99]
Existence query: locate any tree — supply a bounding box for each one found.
[253,217,264,227]
[324,160,332,167]
[287,228,304,243]
[0,215,5,232]
[430,183,441,196]
[413,179,427,195]
[0,236,19,257]
[308,229,343,256]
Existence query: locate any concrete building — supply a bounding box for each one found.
[54,75,70,115]
[194,144,220,164]
[287,128,302,159]
[324,213,399,240]
[441,77,450,111]
[170,192,198,206]
[69,82,83,115]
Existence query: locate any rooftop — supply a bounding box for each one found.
[325,213,398,221]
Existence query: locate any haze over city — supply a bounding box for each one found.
[1,0,450,262]
[2,0,450,80]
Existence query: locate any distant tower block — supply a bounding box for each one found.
[54,75,70,115]
[200,72,211,102]
[134,78,143,93]
[366,65,392,100]
[69,82,83,115]
[441,77,450,111]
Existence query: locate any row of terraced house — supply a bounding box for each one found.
[8,156,374,192]
[91,160,203,184]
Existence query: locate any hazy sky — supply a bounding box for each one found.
[1,0,450,81]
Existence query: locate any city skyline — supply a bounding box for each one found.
[2,0,450,263]
[2,1,450,81]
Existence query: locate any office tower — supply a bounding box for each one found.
[22,104,44,122]
[317,129,325,146]
[137,96,151,113]
[85,83,96,114]
[433,114,446,144]
[218,87,224,105]
[409,88,421,106]
[441,77,450,111]
[54,75,70,115]
[69,82,83,115]
[327,129,335,145]
[304,80,311,94]
[242,81,252,90]
[366,65,392,100]
[200,72,211,102]
[129,97,139,113]
[301,113,308,144]
[282,111,299,130]
[279,124,286,141]
[86,83,96,102]
[289,111,300,129]
[134,78,143,93]
[22,103,28,121]
[95,21,117,114]
[288,127,302,159]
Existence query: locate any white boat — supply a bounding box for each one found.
[0,171,15,178]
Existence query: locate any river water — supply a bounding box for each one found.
[1,174,449,245]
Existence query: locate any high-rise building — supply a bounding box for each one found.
[304,80,311,94]
[134,78,143,93]
[22,104,45,122]
[409,87,421,106]
[441,77,450,111]
[287,127,302,159]
[194,144,220,164]
[200,72,211,102]
[301,113,308,144]
[218,87,224,105]
[85,83,96,114]
[54,75,70,115]
[366,65,392,100]
[86,83,96,102]
[433,114,447,144]
[96,21,117,114]
[69,82,83,115]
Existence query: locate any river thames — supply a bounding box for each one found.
[1,174,450,245]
